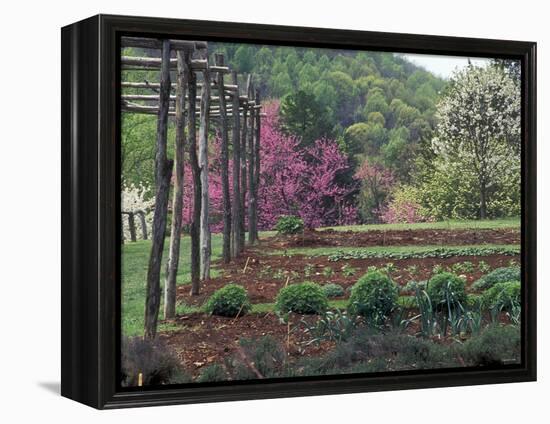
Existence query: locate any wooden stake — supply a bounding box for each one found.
[247,83,256,245]
[188,60,201,295]
[251,88,261,243]
[242,256,251,274]
[216,54,231,265]
[231,71,242,258]
[144,39,173,340]
[164,49,189,320]
[199,61,212,281]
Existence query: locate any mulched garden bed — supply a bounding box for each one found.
[176,253,518,306]
[159,312,334,377]
[159,309,513,378]
[262,228,520,249]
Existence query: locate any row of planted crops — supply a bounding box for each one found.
[122,264,521,386]
[204,265,520,337]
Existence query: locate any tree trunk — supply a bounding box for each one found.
[231,71,241,258]
[137,211,148,240]
[144,39,172,340]
[216,54,231,264]
[199,67,211,281]
[480,179,487,219]
[248,90,260,244]
[188,64,201,295]
[164,50,188,320]
[252,89,261,242]
[128,212,137,242]
[239,75,251,252]
[247,84,256,245]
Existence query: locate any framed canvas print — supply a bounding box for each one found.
[61,14,536,409]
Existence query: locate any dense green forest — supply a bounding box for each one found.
[212,43,444,178]
[122,44,520,225]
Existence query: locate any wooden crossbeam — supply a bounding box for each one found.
[122,94,233,102]
[121,36,207,51]
[121,56,230,73]
[121,81,239,95]
[122,101,247,115]
[121,57,207,70]
[121,104,265,118]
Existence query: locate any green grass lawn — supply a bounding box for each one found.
[122,235,225,336]
[320,217,520,232]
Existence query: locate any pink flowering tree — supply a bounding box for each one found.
[179,101,358,232]
[257,101,357,229]
[180,135,230,233]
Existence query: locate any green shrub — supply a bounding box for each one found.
[238,336,286,378]
[482,281,521,311]
[323,266,334,277]
[322,283,345,298]
[301,309,361,345]
[472,266,520,291]
[341,264,357,277]
[275,215,304,234]
[205,284,251,317]
[466,293,483,309]
[196,364,227,383]
[348,271,398,324]
[275,282,328,314]
[121,337,189,387]
[402,280,427,293]
[426,272,466,310]
[460,325,521,366]
[296,330,454,376]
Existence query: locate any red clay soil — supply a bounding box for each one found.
[177,253,518,306]
[165,227,519,379]
[263,228,519,249]
[159,310,514,378]
[160,312,334,377]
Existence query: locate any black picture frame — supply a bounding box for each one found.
[61,14,537,409]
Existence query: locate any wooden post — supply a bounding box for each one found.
[230,71,241,258]
[188,61,201,295]
[128,212,137,242]
[247,83,256,245]
[239,75,251,252]
[199,64,212,281]
[252,89,261,242]
[144,39,173,340]
[216,54,231,264]
[137,211,148,240]
[164,49,189,319]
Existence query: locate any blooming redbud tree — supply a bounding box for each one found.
[180,102,358,231]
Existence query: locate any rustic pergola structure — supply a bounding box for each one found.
[120,37,263,338]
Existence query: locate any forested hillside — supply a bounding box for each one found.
[212,43,444,175]
[123,45,444,219]
[122,43,520,228]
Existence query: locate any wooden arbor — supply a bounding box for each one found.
[121,37,263,338]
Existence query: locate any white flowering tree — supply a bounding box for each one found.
[432,64,520,219]
[121,184,155,242]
